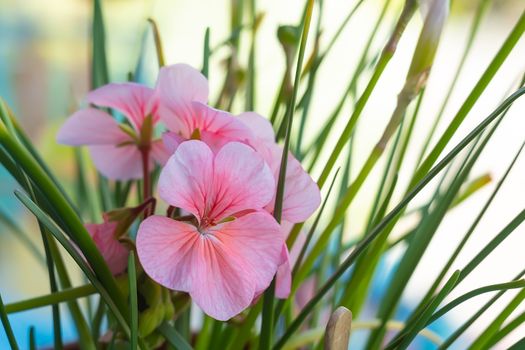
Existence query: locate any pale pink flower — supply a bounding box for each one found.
[57,83,169,180]
[136,140,284,320]
[237,112,321,223]
[238,112,321,299]
[156,64,253,153]
[85,221,129,276]
[274,222,308,298]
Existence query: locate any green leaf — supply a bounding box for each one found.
[202,27,211,78]
[28,327,36,350]
[157,321,193,350]
[411,9,525,188]
[0,293,19,350]
[468,284,525,349]
[92,0,109,88]
[439,267,525,348]
[0,115,128,320]
[13,190,144,349]
[128,252,138,350]
[483,310,525,348]
[316,0,418,188]
[260,0,315,348]
[430,280,525,325]
[393,270,460,350]
[416,0,493,165]
[274,87,525,349]
[147,18,166,68]
[5,285,97,314]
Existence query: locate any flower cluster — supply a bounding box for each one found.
[58,64,320,321]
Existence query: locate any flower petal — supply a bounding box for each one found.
[210,142,275,220]
[156,64,209,134]
[212,211,283,293]
[57,109,128,146]
[136,216,200,293]
[264,144,321,223]
[237,111,275,143]
[137,215,256,320]
[191,102,254,152]
[85,222,128,275]
[275,244,292,298]
[157,140,213,220]
[162,131,184,154]
[151,139,171,165]
[86,82,156,130]
[89,144,143,180]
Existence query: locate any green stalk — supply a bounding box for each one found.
[48,239,96,350]
[28,327,36,350]
[440,267,525,348]
[0,120,128,319]
[368,99,503,349]
[157,322,192,350]
[0,293,19,350]
[393,271,460,349]
[260,1,314,348]
[245,0,257,110]
[316,0,418,188]
[128,252,138,350]
[404,135,524,331]
[5,285,97,314]
[412,8,525,188]
[469,288,525,348]
[274,87,525,349]
[483,310,525,348]
[147,18,166,68]
[431,280,525,325]
[416,0,493,165]
[202,27,211,78]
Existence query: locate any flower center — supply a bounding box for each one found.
[197,216,215,235]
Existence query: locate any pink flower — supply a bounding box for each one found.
[156,64,253,153]
[85,221,129,275]
[237,112,321,223]
[57,82,169,180]
[274,222,308,298]
[238,112,321,299]
[136,140,284,320]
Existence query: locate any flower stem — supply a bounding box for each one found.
[141,147,152,216]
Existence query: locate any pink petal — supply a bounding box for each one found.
[151,139,171,165]
[137,214,281,321]
[209,142,275,221]
[136,216,201,293]
[212,211,283,293]
[296,277,317,309]
[85,222,128,275]
[275,224,307,299]
[237,111,275,143]
[89,144,143,180]
[87,82,156,130]
[275,244,292,298]
[162,132,185,154]
[264,144,321,223]
[157,140,214,221]
[57,109,129,146]
[191,102,254,152]
[156,64,209,133]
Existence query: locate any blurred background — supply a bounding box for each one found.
[0,0,524,348]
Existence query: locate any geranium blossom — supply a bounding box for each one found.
[156,64,254,153]
[57,82,169,180]
[85,220,129,276]
[136,140,284,320]
[237,112,321,298]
